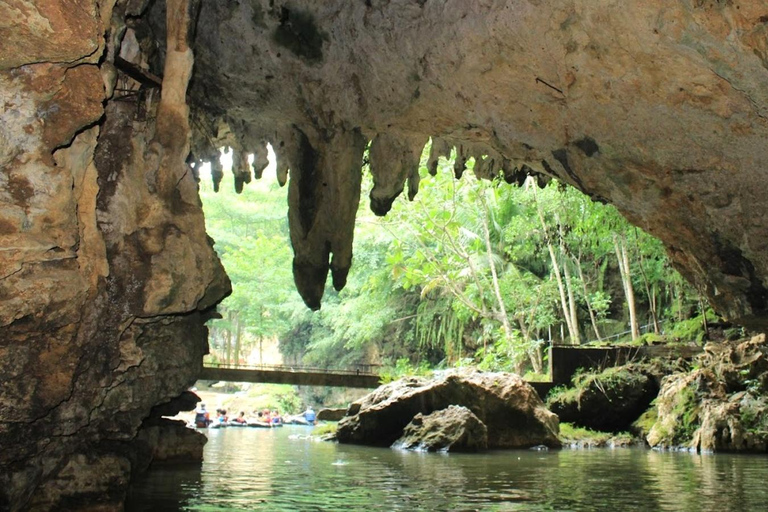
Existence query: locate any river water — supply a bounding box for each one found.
[126,426,768,511]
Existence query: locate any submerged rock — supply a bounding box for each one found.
[647,335,768,452]
[336,370,560,449]
[130,418,207,474]
[393,405,488,452]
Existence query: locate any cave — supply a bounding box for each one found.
[2,0,768,509]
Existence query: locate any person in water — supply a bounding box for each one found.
[233,411,247,424]
[303,406,316,425]
[194,404,211,428]
[271,410,282,424]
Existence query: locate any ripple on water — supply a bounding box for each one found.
[126,428,768,511]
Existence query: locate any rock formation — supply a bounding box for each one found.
[1,1,229,509]
[335,371,561,449]
[547,363,661,432]
[184,0,768,329]
[3,0,768,509]
[647,334,768,452]
[393,405,489,452]
[316,407,347,422]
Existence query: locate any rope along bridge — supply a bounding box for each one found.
[200,363,382,388]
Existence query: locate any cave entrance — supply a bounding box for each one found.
[194,142,714,392]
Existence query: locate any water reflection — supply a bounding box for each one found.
[126,428,768,511]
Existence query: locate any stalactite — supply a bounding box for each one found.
[252,146,269,180]
[427,137,452,176]
[232,149,251,193]
[368,133,428,216]
[287,127,366,309]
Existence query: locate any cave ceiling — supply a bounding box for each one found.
[152,0,768,325]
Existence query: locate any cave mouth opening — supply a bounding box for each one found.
[194,139,707,385]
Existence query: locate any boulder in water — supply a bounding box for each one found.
[317,408,347,422]
[547,364,660,432]
[336,370,560,449]
[129,418,207,474]
[393,405,488,452]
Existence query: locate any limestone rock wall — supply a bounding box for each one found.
[188,0,768,326]
[0,1,229,509]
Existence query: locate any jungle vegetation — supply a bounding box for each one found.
[200,144,707,379]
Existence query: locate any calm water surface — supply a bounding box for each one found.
[126,426,768,511]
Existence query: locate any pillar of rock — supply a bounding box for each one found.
[0,1,229,509]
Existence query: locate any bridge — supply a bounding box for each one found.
[199,363,382,388]
[199,344,702,393]
[199,362,555,395]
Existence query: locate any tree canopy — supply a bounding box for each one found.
[200,144,703,378]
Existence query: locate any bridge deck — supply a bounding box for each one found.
[199,364,381,388]
[200,364,555,395]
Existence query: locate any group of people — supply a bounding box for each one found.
[193,403,285,427]
[255,409,283,425]
[193,403,317,428]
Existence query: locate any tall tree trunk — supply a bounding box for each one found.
[517,318,542,374]
[258,305,264,364]
[233,314,243,365]
[614,235,639,340]
[575,256,602,342]
[556,213,580,344]
[534,188,578,344]
[225,310,233,364]
[478,188,520,371]
[633,228,660,334]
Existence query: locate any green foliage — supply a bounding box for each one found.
[739,394,768,435]
[379,357,433,383]
[546,385,581,407]
[522,371,550,382]
[312,423,339,436]
[632,405,658,437]
[636,333,666,345]
[559,423,612,444]
[245,384,303,414]
[215,384,303,416]
[200,142,703,380]
[201,159,299,365]
[671,385,701,444]
[669,310,719,343]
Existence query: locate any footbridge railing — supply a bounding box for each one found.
[199,362,382,388]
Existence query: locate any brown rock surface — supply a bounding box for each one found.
[336,371,560,449]
[0,1,229,510]
[393,405,489,452]
[184,0,768,326]
[130,418,207,473]
[316,407,347,422]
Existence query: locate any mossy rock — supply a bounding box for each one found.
[631,405,658,438]
[547,364,659,433]
[648,334,768,451]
